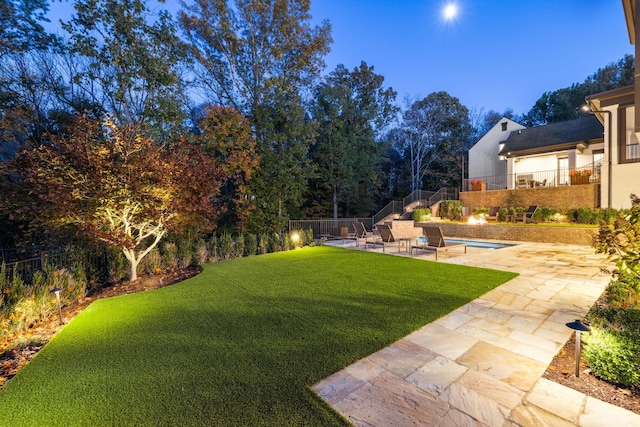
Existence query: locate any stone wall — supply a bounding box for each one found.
[460,184,600,209]
[384,220,423,238]
[415,222,597,246]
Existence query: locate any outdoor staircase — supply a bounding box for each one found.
[373,188,459,225]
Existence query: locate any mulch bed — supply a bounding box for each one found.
[2,266,640,418]
[543,331,640,415]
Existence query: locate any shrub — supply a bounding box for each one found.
[594,195,640,306]
[161,242,179,270]
[471,207,489,215]
[268,233,283,253]
[284,234,294,250]
[142,249,162,274]
[604,272,640,308]
[600,207,619,225]
[304,229,314,246]
[244,234,258,257]
[534,207,560,222]
[412,208,431,222]
[208,235,219,262]
[572,206,599,224]
[194,239,208,265]
[258,234,269,254]
[218,233,235,260]
[1,265,85,337]
[0,264,27,316]
[440,200,462,221]
[582,327,640,387]
[235,234,245,258]
[107,249,129,283]
[498,208,509,222]
[177,240,195,268]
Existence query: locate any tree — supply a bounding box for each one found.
[0,0,57,58]
[524,54,635,126]
[198,106,260,231]
[309,62,397,218]
[9,111,254,281]
[179,0,332,231]
[397,92,471,192]
[61,0,188,137]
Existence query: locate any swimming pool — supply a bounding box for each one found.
[417,237,515,249]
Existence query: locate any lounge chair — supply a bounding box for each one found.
[366,224,394,252]
[515,206,538,223]
[410,226,467,260]
[486,206,500,222]
[353,222,382,249]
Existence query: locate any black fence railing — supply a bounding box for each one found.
[289,218,374,239]
[2,246,108,285]
[464,161,602,192]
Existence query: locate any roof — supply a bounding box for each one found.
[499,115,603,157]
[622,0,635,44]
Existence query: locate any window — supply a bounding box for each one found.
[619,106,640,163]
[501,122,508,132]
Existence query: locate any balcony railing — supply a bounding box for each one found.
[464,161,602,192]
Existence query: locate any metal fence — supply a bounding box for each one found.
[289,218,374,238]
[2,246,107,284]
[372,201,403,224]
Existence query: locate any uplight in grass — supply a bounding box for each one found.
[291,232,300,247]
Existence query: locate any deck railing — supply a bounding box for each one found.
[372,201,403,225]
[464,161,602,192]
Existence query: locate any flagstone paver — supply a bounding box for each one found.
[311,239,640,426]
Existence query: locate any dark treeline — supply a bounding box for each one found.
[1,0,635,249]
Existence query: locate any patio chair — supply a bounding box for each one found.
[486,206,500,222]
[410,226,467,260]
[515,205,538,223]
[353,222,380,248]
[367,224,395,252]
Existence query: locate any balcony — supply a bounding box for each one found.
[464,161,601,192]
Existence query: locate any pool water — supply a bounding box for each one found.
[417,237,514,249]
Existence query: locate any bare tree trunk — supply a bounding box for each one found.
[333,183,338,219]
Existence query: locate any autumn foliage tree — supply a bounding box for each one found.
[10,109,256,281]
[198,106,259,230]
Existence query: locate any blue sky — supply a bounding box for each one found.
[46,1,633,115]
[309,0,633,114]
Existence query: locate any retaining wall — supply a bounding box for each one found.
[460,184,600,210]
[415,222,597,246]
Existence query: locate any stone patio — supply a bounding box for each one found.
[312,238,640,426]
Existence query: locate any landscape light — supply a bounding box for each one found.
[291,232,300,248]
[566,319,591,377]
[50,287,64,325]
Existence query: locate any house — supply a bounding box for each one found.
[468,117,524,190]
[468,116,603,191]
[581,0,640,209]
[499,116,604,189]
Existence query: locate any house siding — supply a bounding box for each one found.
[611,162,640,207]
[469,118,524,179]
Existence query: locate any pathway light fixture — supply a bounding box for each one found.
[566,319,591,377]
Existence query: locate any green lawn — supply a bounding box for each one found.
[0,246,517,426]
